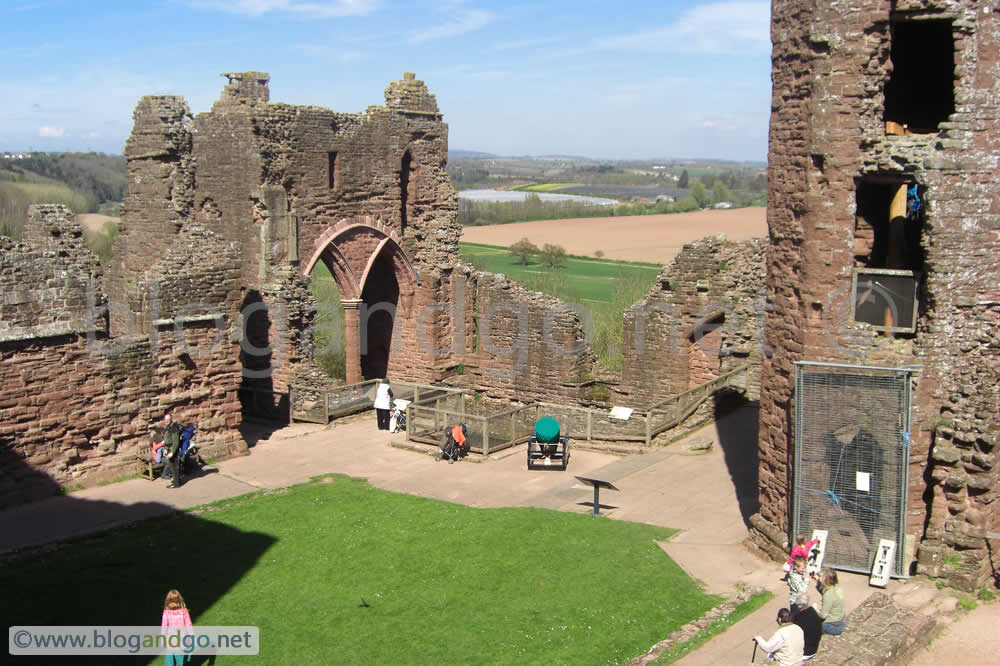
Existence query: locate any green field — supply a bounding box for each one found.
[460,243,660,371]
[511,182,579,192]
[460,242,659,305]
[0,475,723,664]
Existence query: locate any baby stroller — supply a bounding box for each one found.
[435,424,468,464]
[389,399,410,433]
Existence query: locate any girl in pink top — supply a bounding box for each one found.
[784,533,820,573]
[161,589,193,666]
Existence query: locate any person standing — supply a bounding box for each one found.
[373,380,393,431]
[754,608,805,666]
[163,414,183,489]
[815,567,847,635]
[788,555,810,609]
[161,589,193,665]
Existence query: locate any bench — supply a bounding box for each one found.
[137,449,166,481]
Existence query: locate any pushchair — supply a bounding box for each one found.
[526,416,570,470]
[389,399,410,433]
[435,424,468,464]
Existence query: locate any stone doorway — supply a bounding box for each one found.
[360,251,399,379]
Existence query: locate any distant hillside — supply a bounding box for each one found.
[449,149,498,159]
[0,152,126,238]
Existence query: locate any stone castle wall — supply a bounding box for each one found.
[0,206,246,507]
[621,235,766,409]
[758,1,1000,590]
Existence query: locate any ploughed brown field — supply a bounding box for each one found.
[460,207,768,264]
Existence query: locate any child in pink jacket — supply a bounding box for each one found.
[161,589,193,666]
[784,533,820,574]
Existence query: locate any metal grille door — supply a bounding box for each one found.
[793,362,912,578]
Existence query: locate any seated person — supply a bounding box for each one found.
[151,428,167,463]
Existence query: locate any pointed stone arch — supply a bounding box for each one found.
[302,216,418,382]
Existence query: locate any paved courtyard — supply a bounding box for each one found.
[1,405,995,663]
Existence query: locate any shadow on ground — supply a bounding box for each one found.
[0,448,275,665]
[713,394,760,526]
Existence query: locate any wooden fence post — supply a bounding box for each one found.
[483,418,490,456]
[323,391,329,424]
[586,411,593,442]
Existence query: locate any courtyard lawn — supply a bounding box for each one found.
[0,475,721,665]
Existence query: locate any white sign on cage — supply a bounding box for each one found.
[808,529,828,575]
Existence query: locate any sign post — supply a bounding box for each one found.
[575,476,620,516]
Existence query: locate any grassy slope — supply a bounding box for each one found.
[0,475,721,665]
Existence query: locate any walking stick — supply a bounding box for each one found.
[751,639,758,664]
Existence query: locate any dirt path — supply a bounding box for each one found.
[459,207,767,264]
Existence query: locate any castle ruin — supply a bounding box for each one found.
[0,72,767,507]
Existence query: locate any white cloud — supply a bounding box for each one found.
[38,126,65,137]
[189,0,377,18]
[408,8,493,44]
[596,1,771,55]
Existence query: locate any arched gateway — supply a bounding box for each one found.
[304,217,418,383]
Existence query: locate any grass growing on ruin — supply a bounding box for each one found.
[0,474,720,665]
[461,243,656,371]
[310,262,347,379]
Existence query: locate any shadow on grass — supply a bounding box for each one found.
[0,448,276,664]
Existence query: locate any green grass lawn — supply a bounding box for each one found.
[460,242,659,305]
[0,475,722,665]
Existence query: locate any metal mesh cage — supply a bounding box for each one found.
[793,362,912,578]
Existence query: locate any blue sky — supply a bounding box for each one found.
[1,0,772,161]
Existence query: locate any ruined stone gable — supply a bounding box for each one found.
[757,0,1000,590]
[621,236,766,410]
[108,71,461,391]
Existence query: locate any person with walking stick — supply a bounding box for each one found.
[752,607,804,665]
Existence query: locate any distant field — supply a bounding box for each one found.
[77,213,118,232]
[513,182,578,192]
[460,242,659,304]
[460,207,767,264]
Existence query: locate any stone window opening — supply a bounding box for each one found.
[328,152,340,190]
[852,179,925,334]
[400,150,412,236]
[883,18,955,135]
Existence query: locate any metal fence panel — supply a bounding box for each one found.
[793,362,912,578]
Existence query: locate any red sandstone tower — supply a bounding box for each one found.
[754,1,1000,591]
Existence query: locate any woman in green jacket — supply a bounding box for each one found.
[815,568,846,635]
